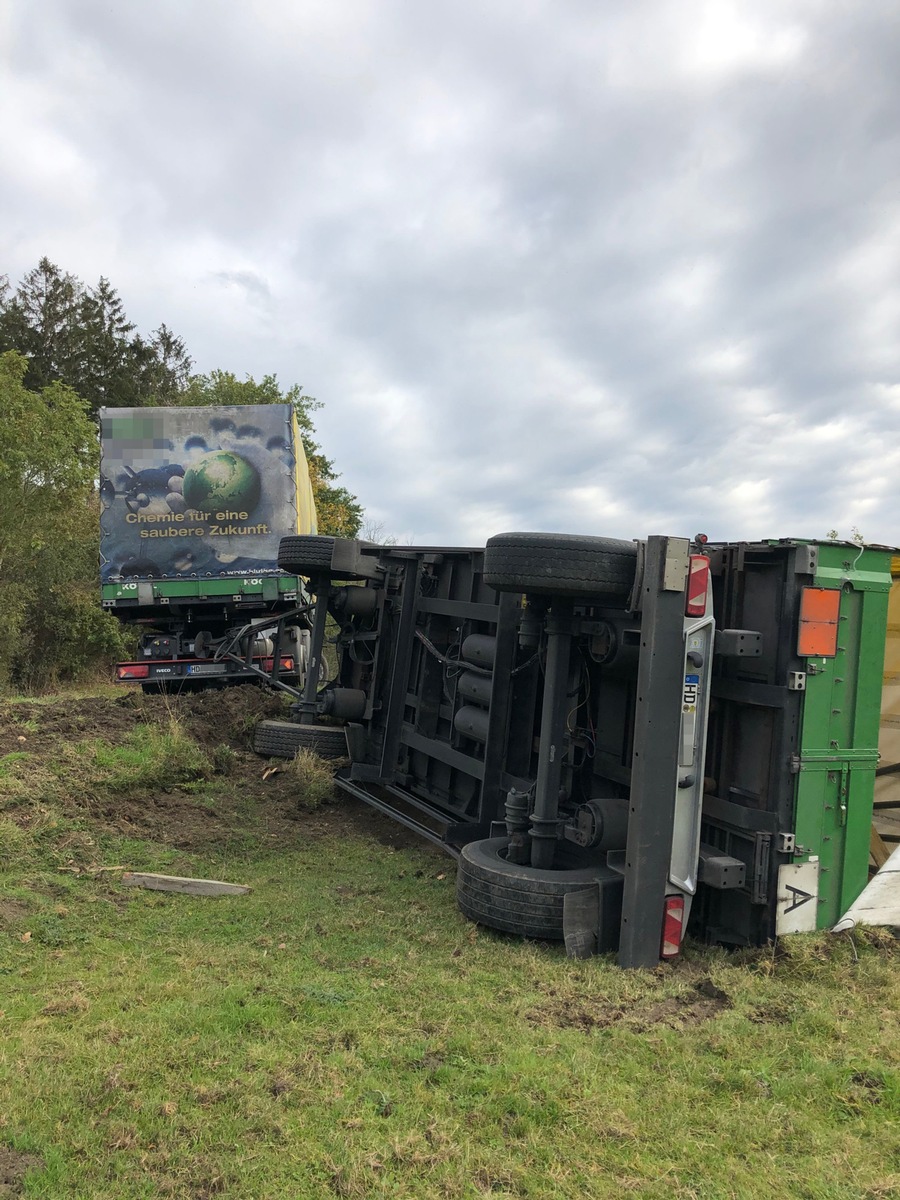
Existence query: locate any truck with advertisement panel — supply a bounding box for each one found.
[99,404,318,691]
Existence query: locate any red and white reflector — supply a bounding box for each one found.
[116,664,150,680]
[660,895,686,959]
[685,555,710,617]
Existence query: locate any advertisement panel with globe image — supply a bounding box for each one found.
[99,404,310,581]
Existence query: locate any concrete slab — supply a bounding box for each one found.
[833,842,900,931]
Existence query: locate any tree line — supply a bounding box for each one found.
[0,258,363,691]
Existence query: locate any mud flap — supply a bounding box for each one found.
[563,878,624,959]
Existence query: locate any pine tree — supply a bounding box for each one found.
[0,260,192,413]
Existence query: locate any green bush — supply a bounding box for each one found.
[0,351,123,693]
[10,583,127,693]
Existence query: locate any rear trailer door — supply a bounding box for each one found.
[694,540,892,946]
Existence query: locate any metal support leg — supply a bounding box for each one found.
[378,559,421,778]
[530,600,573,869]
[297,574,331,724]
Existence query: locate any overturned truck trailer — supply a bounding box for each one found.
[256,532,892,967]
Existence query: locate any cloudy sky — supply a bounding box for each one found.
[3,0,899,546]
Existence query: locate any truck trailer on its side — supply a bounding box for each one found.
[99,404,318,692]
[250,530,894,967]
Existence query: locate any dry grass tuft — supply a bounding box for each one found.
[289,747,338,810]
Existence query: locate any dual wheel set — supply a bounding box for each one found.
[255,531,640,941]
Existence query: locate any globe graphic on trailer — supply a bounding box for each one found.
[182,451,261,513]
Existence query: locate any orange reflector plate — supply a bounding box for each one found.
[797,587,841,657]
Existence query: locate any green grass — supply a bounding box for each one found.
[0,719,216,844]
[0,704,898,1197]
[0,751,31,776]
[3,842,898,1199]
[74,724,214,794]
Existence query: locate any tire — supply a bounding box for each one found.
[456,836,608,939]
[253,720,348,760]
[483,532,637,599]
[278,536,365,581]
[278,535,335,574]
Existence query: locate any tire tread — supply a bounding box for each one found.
[253,719,347,759]
[483,532,637,598]
[456,836,607,940]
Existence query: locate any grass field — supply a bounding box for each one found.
[1,690,898,1199]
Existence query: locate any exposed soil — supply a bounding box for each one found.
[0,685,434,859]
[0,1148,43,1198]
[0,900,31,925]
[527,976,732,1033]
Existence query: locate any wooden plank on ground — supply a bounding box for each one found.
[121,872,251,896]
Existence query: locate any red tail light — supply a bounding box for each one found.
[116,664,150,680]
[661,895,685,958]
[686,555,710,617]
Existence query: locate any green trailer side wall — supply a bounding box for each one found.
[793,544,892,928]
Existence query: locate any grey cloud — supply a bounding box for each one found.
[3,0,899,545]
[211,270,272,305]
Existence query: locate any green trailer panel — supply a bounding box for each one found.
[793,543,892,927]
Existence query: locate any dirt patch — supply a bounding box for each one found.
[528,978,731,1034]
[84,775,429,856]
[748,1001,795,1024]
[1,686,436,859]
[844,1071,886,1108]
[156,686,287,752]
[0,686,285,760]
[0,695,143,756]
[0,1147,43,1197]
[0,900,32,927]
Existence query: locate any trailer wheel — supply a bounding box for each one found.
[278,535,367,581]
[253,720,348,760]
[483,532,637,599]
[278,535,334,574]
[456,836,607,940]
